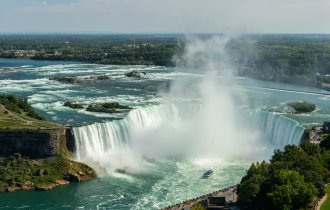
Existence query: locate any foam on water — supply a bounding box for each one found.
[1,58,328,209]
[73,103,304,176]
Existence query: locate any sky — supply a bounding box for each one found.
[0,0,329,34]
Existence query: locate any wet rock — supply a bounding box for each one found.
[125,70,141,78]
[115,169,126,174]
[78,171,85,176]
[35,185,54,191]
[56,179,69,185]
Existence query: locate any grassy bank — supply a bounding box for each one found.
[321,186,330,210]
[0,94,59,130]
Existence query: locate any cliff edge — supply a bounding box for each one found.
[0,94,95,192]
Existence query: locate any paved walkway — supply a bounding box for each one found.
[161,185,237,210]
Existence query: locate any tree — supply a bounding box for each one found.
[238,162,271,210]
[268,170,317,210]
[320,135,330,150]
[238,144,328,210]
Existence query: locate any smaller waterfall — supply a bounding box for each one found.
[73,120,129,161]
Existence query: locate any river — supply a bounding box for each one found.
[0,58,329,209]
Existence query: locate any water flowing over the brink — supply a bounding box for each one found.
[73,104,182,162]
[248,111,305,148]
[73,105,305,166]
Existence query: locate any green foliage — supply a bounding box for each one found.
[31,155,70,186]
[0,34,179,66]
[1,34,330,86]
[49,76,79,84]
[238,162,270,209]
[191,203,206,210]
[320,135,330,150]
[86,102,131,113]
[0,149,94,191]
[237,143,330,210]
[63,101,84,109]
[287,101,316,114]
[267,170,317,210]
[0,94,43,120]
[320,185,330,210]
[0,153,69,190]
[226,35,330,86]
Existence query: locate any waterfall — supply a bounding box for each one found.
[248,111,305,148]
[73,104,182,162]
[73,104,305,166]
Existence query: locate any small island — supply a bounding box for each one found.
[0,94,96,192]
[86,102,132,113]
[49,74,110,84]
[63,101,132,113]
[63,101,84,109]
[287,101,316,114]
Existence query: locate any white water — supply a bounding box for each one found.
[73,104,304,175]
[73,104,184,174]
[248,111,305,148]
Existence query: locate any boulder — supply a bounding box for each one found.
[125,70,141,78]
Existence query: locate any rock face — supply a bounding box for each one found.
[0,128,76,158]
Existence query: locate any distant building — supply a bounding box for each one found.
[323,121,330,134]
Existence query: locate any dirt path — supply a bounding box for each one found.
[316,193,327,210]
[0,104,35,126]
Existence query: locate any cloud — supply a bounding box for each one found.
[0,0,328,33]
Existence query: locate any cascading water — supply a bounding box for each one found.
[73,104,185,174]
[72,36,305,176]
[248,111,305,148]
[73,103,305,175]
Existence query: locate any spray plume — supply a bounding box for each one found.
[74,35,278,176]
[131,35,273,160]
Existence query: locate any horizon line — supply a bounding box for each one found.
[0,32,330,36]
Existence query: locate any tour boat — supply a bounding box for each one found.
[202,170,214,179]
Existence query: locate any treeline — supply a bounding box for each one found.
[237,141,330,210]
[0,94,43,120]
[1,34,330,86]
[228,35,330,86]
[0,34,181,66]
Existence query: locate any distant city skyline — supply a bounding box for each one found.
[0,0,329,34]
